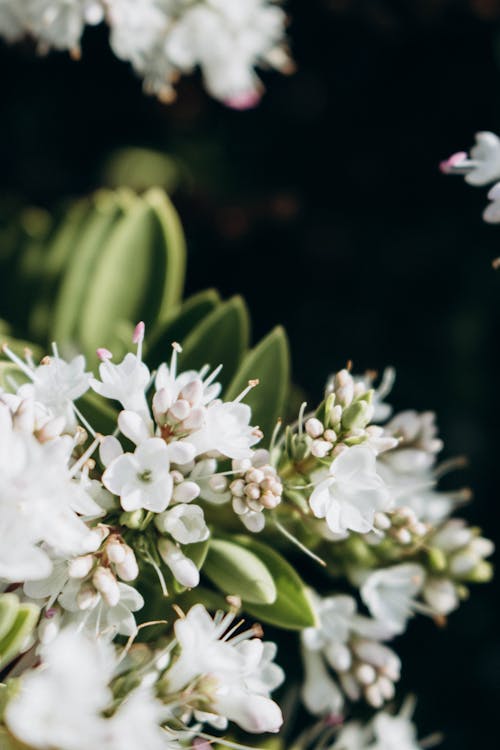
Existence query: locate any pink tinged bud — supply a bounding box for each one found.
[93,567,120,607]
[364,683,383,708]
[97,348,113,361]
[378,676,395,701]
[311,440,333,458]
[133,321,145,344]
[68,554,95,579]
[233,496,249,515]
[224,90,262,110]
[439,151,467,174]
[158,539,199,588]
[233,457,252,473]
[115,547,139,581]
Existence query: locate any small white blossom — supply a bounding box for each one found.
[361,563,426,635]
[103,438,176,513]
[164,604,284,733]
[440,131,500,186]
[309,445,391,535]
[189,399,261,460]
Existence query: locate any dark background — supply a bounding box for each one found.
[1,1,500,746]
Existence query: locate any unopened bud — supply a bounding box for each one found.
[305,418,324,439]
[115,547,139,581]
[68,554,94,579]
[93,567,120,607]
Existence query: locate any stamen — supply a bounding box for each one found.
[133,321,145,361]
[274,519,327,567]
[298,401,307,436]
[69,435,102,478]
[233,379,259,404]
[1,343,37,381]
[203,364,223,387]
[170,342,182,378]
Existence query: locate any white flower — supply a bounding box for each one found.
[0,0,25,41]
[361,563,426,635]
[26,0,104,53]
[370,710,421,750]
[188,400,261,460]
[0,404,99,582]
[164,604,284,734]
[155,504,209,545]
[103,438,175,513]
[5,628,167,750]
[104,688,169,750]
[91,351,151,420]
[18,353,91,431]
[483,181,500,223]
[309,445,391,535]
[5,627,115,750]
[440,132,500,185]
[301,646,344,717]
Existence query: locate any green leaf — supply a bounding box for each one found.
[27,197,92,342]
[0,595,20,642]
[143,188,186,317]
[0,728,30,750]
[146,289,220,367]
[77,190,186,363]
[204,538,276,605]
[225,326,290,445]
[232,536,317,630]
[51,191,131,347]
[179,296,250,389]
[0,601,40,671]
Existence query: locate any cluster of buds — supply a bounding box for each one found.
[288,369,397,467]
[338,637,401,709]
[426,519,494,584]
[370,506,429,547]
[230,450,283,532]
[68,528,139,609]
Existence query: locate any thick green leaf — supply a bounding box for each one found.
[0,602,39,671]
[51,191,131,346]
[27,198,93,342]
[179,296,250,388]
[143,188,186,318]
[225,326,290,445]
[77,191,185,363]
[146,289,221,367]
[232,536,317,630]
[0,595,20,642]
[204,538,276,605]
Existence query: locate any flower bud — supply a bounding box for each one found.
[93,567,120,607]
[115,546,139,581]
[68,554,94,579]
[158,539,200,588]
[305,418,324,439]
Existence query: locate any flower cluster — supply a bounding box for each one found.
[0,327,492,749]
[0,0,292,107]
[3,602,283,750]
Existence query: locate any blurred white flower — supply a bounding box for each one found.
[361,563,425,635]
